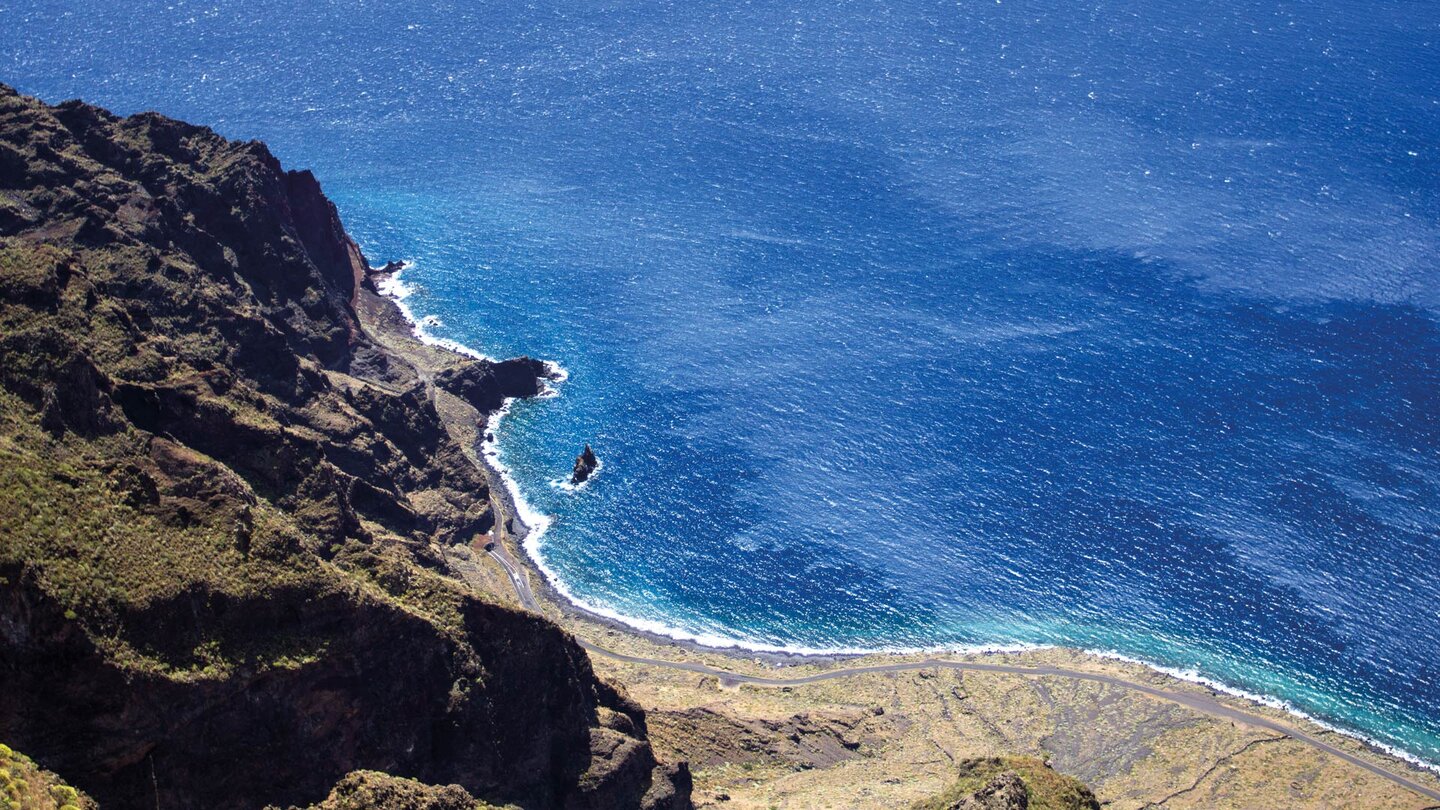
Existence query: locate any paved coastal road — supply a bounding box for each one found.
[485,547,1440,804]
[488,541,541,610]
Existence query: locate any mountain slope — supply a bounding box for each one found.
[0,83,689,810]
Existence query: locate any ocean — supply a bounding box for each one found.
[5,0,1439,769]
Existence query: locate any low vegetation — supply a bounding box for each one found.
[0,743,95,810]
[913,757,1100,810]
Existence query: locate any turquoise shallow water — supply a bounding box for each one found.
[5,0,1440,769]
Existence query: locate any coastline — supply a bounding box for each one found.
[367,259,1440,798]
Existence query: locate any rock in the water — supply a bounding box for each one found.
[571,444,599,484]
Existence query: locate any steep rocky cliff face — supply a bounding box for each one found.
[0,83,689,810]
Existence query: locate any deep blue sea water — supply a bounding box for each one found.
[6,0,1440,769]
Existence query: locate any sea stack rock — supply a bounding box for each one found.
[571,444,599,484]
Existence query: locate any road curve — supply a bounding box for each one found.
[485,548,1440,804]
[487,540,541,610]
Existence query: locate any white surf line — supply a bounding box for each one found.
[373,257,1440,799]
[483,544,1440,804]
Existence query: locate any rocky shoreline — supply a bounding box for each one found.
[358,261,870,674]
[368,275,1440,807]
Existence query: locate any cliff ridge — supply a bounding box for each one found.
[0,83,689,810]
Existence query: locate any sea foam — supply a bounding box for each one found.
[374,259,1040,658]
[373,264,497,362]
[375,258,1440,774]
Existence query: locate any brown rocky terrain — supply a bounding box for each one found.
[566,626,1440,809]
[0,83,688,810]
[910,757,1098,810]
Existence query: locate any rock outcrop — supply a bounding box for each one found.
[434,356,554,414]
[913,757,1098,810]
[0,83,688,810]
[300,770,493,810]
[571,444,599,484]
[944,772,1028,810]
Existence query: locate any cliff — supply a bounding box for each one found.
[0,83,689,809]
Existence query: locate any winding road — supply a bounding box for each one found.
[485,545,1440,804]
